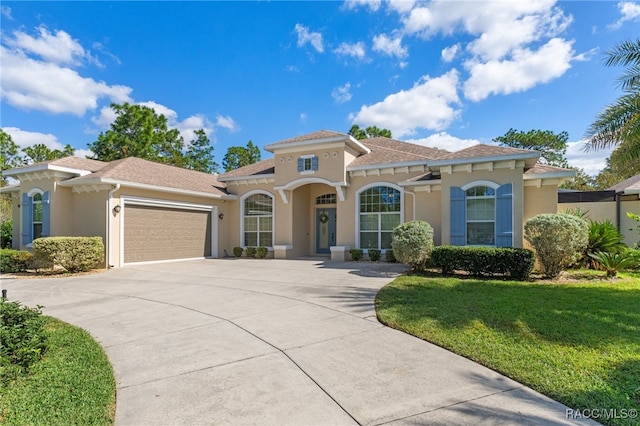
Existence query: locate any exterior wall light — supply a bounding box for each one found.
[218,213,224,220]
[113,205,121,213]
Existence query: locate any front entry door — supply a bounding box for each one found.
[316,208,336,254]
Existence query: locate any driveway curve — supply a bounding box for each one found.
[2,259,595,425]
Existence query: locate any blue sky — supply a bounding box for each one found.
[1,1,639,175]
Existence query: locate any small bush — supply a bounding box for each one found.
[256,246,268,259]
[391,221,434,271]
[350,249,363,261]
[32,237,104,273]
[233,247,243,258]
[0,249,33,273]
[583,219,625,268]
[1,219,12,249]
[524,213,589,279]
[245,246,257,258]
[385,249,396,263]
[368,249,381,262]
[0,299,47,384]
[431,246,535,280]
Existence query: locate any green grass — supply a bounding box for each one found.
[0,317,116,425]
[376,271,640,426]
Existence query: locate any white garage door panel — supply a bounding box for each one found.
[124,204,212,263]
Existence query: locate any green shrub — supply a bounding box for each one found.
[391,221,434,271]
[233,247,243,258]
[245,246,257,258]
[1,219,12,249]
[256,246,268,259]
[589,251,639,278]
[0,249,33,273]
[583,219,625,268]
[349,249,363,261]
[32,237,104,273]
[625,248,640,269]
[368,249,381,262]
[524,213,589,279]
[0,299,47,384]
[385,249,396,263]
[431,246,535,280]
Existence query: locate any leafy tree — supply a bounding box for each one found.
[1,129,22,187]
[183,129,219,173]
[348,124,392,140]
[222,140,261,172]
[561,167,597,191]
[493,128,569,167]
[22,143,75,164]
[585,38,640,164]
[594,142,640,189]
[88,102,185,165]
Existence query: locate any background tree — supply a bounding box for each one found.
[348,124,392,139]
[1,129,22,187]
[21,143,75,164]
[561,168,597,191]
[183,129,219,173]
[585,38,640,164]
[222,140,261,172]
[493,128,569,167]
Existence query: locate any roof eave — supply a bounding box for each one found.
[217,173,275,182]
[3,164,93,177]
[265,135,370,155]
[347,160,429,172]
[429,152,540,168]
[524,170,576,180]
[57,177,237,200]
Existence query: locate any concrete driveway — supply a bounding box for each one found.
[2,259,594,425]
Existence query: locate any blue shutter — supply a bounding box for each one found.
[42,191,51,238]
[21,193,33,245]
[450,187,465,246]
[297,158,304,172]
[311,156,318,171]
[496,183,513,247]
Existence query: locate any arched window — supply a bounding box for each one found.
[32,192,43,240]
[465,186,495,245]
[315,194,336,205]
[242,192,273,247]
[358,185,401,250]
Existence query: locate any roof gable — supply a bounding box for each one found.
[218,158,275,181]
[608,173,640,193]
[348,137,449,169]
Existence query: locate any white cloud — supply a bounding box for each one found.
[387,0,416,14]
[372,34,408,59]
[609,1,640,29]
[341,0,382,12]
[0,26,132,117]
[566,140,614,176]
[441,44,460,62]
[294,23,324,53]
[332,82,353,103]
[1,5,12,20]
[7,26,99,66]
[214,115,239,132]
[407,132,479,152]
[350,69,461,137]
[333,41,367,60]
[463,37,574,102]
[138,101,178,121]
[300,113,308,123]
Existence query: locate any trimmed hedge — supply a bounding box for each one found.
[368,249,381,262]
[0,249,33,273]
[391,221,434,271]
[233,247,243,258]
[256,246,268,259]
[431,246,536,280]
[245,246,257,258]
[350,249,363,261]
[385,249,396,263]
[32,237,104,273]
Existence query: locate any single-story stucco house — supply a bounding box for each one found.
[2,130,575,267]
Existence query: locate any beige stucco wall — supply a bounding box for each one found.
[273,143,349,187]
[559,198,640,247]
[413,190,442,245]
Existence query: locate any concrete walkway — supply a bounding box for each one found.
[1,259,596,425]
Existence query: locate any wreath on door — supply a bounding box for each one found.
[319,212,329,224]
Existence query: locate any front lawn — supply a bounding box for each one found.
[376,271,640,426]
[0,317,116,425]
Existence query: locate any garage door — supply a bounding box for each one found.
[123,204,212,263]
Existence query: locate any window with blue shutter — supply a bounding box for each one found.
[297,158,304,172]
[495,183,513,247]
[298,155,318,173]
[450,187,466,246]
[21,190,50,245]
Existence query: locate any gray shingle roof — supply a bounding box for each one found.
[608,173,640,192]
[218,158,276,180]
[66,157,229,196]
[266,130,349,147]
[9,156,108,173]
[348,137,450,168]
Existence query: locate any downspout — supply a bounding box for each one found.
[404,190,416,221]
[107,184,120,268]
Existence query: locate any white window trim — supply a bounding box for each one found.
[26,188,45,245]
[355,182,404,251]
[463,181,498,247]
[240,189,275,248]
[299,154,317,175]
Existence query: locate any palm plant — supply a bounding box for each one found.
[585,38,640,164]
[589,251,639,278]
[583,219,625,268]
